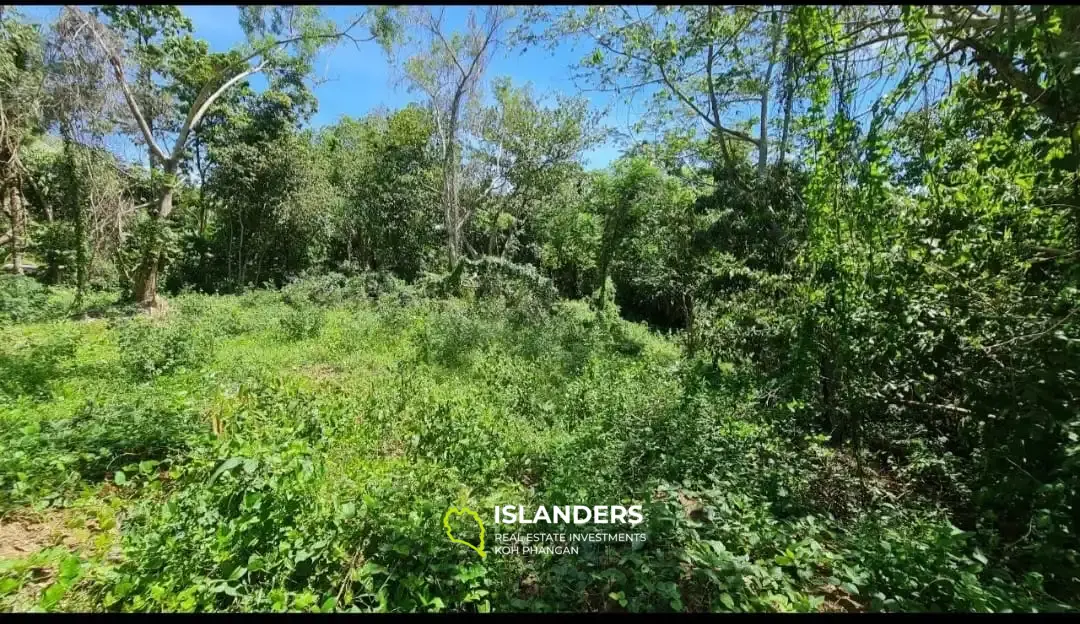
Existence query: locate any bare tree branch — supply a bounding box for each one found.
[65,6,167,163]
[171,60,268,163]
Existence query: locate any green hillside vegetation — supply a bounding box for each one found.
[0,277,1065,612]
[1,4,1078,614]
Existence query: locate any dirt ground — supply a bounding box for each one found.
[0,504,118,561]
[0,513,73,560]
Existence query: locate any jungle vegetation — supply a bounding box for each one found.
[0,4,1078,613]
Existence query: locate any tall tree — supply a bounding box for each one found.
[65,4,400,307]
[594,156,661,309]
[470,77,604,261]
[403,6,513,270]
[0,8,44,275]
[525,6,787,182]
[46,7,126,304]
[320,105,441,279]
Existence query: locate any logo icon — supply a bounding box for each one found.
[443,506,486,559]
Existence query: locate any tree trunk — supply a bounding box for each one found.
[444,141,461,270]
[759,26,782,176]
[596,255,611,311]
[758,86,770,176]
[74,181,87,307]
[59,132,87,307]
[237,215,245,289]
[133,248,160,307]
[442,80,468,272]
[227,219,234,288]
[778,50,795,166]
[683,291,696,356]
[59,126,85,293]
[194,137,208,237]
[132,176,175,308]
[7,185,20,275]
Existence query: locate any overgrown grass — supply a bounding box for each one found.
[0,278,1071,612]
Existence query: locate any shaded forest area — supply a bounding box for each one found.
[1,4,1078,613]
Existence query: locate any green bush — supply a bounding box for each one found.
[0,275,53,323]
[104,438,331,612]
[282,272,354,308]
[413,300,497,369]
[115,317,216,380]
[0,286,1073,613]
[469,257,558,326]
[279,304,325,341]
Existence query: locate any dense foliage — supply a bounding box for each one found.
[1,3,1078,614]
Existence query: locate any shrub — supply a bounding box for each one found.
[282,272,345,307]
[58,399,207,482]
[0,397,206,510]
[220,308,253,337]
[280,272,374,309]
[0,275,53,323]
[0,286,1073,613]
[469,257,559,326]
[413,301,497,369]
[115,317,216,380]
[279,304,325,341]
[358,270,412,302]
[174,294,217,319]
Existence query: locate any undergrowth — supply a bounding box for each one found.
[0,277,1071,613]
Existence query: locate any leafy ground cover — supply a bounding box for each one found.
[0,277,1069,612]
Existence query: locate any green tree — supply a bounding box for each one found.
[321,105,441,279]
[203,94,335,290]
[526,6,789,181]
[0,8,44,275]
[403,6,514,270]
[67,4,401,307]
[470,77,604,262]
[593,156,662,310]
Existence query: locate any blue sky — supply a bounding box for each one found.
[24,5,633,169]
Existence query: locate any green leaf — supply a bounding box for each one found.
[209,457,244,484]
[113,471,127,486]
[59,556,81,581]
[0,578,20,596]
[40,582,68,609]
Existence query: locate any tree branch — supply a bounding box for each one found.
[235,10,377,66]
[704,13,737,170]
[956,34,1062,123]
[657,60,759,146]
[171,60,267,163]
[899,399,973,415]
[66,6,167,163]
[426,8,468,79]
